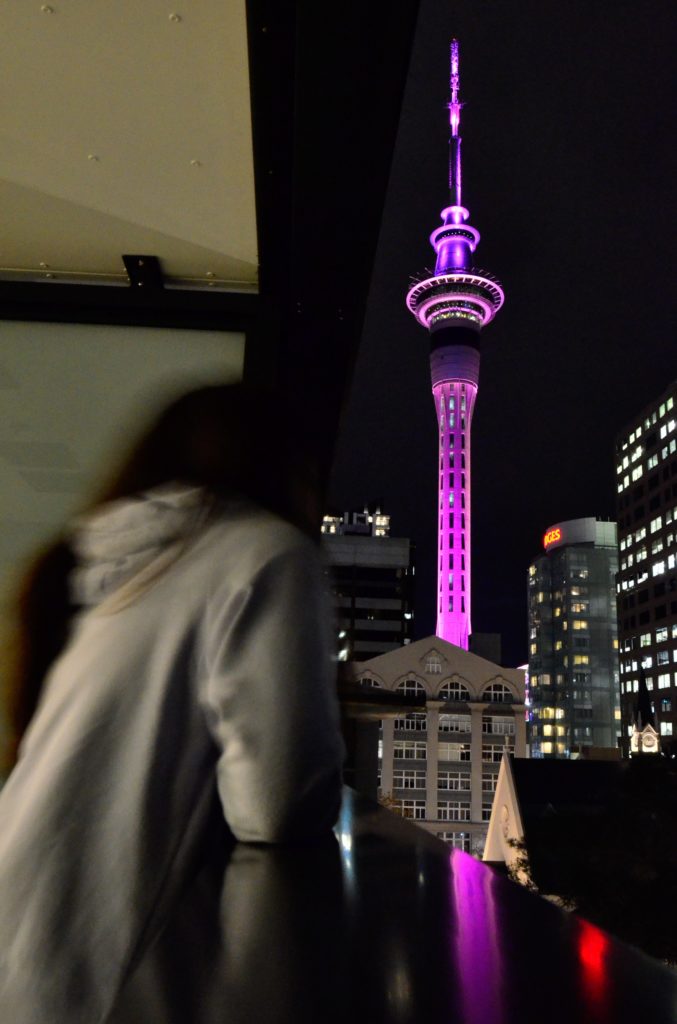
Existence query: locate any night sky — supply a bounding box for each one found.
[329,0,677,667]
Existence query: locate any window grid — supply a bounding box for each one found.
[400,800,426,821]
[438,770,471,791]
[393,770,427,790]
[437,831,471,852]
[438,801,470,822]
[393,741,427,760]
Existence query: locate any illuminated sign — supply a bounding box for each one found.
[543,527,562,549]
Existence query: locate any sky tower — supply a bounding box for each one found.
[406,40,504,649]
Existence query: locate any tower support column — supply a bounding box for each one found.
[431,345,479,648]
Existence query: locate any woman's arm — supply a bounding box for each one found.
[201,539,344,843]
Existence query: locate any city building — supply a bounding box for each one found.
[322,509,414,662]
[615,382,677,753]
[527,518,621,758]
[355,636,525,856]
[406,40,504,649]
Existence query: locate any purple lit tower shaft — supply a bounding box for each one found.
[406,40,504,649]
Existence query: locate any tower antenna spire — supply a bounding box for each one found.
[449,38,462,206]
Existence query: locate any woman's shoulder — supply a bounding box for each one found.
[195,503,319,577]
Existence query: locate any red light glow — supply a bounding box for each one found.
[543,527,561,548]
[578,920,609,1007]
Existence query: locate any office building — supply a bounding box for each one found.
[527,518,620,757]
[355,636,525,856]
[615,382,677,751]
[322,509,414,661]
[406,40,504,649]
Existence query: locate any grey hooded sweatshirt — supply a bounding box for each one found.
[0,488,344,1023]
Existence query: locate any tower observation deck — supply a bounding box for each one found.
[406,39,504,649]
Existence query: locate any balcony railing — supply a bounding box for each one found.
[108,788,677,1022]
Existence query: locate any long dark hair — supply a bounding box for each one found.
[4,382,322,771]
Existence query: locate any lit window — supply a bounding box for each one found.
[573,620,589,630]
[650,516,663,533]
[660,722,673,736]
[652,561,665,577]
[573,655,589,665]
[657,673,671,689]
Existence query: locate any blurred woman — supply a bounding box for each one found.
[0,383,344,1022]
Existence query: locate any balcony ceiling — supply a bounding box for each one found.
[0,2,257,290]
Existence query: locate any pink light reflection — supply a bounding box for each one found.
[451,852,506,1024]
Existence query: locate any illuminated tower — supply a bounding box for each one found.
[406,40,504,649]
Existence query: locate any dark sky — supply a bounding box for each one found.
[329,0,677,667]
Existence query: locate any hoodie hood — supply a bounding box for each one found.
[70,485,209,608]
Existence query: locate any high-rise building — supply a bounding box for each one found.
[527,518,621,758]
[406,40,504,649]
[322,509,414,662]
[615,382,677,753]
[355,636,526,856]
